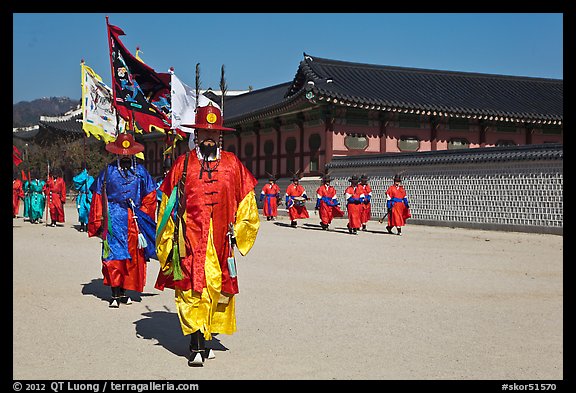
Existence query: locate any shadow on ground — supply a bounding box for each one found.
[81,278,157,304]
[134,310,228,358]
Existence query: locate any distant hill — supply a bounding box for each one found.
[13,97,80,128]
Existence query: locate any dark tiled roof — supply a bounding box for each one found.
[326,143,563,169]
[287,53,562,124]
[223,82,304,126]
[39,116,84,135]
[12,128,40,141]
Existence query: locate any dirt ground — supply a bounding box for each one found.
[13,203,563,382]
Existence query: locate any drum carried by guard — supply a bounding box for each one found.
[285,170,310,227]
[293,196,307,207]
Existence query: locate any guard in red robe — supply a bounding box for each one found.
[13,172,24,218]
[155,103,260,367]
[285,173,309,228]
[386,174,411,235]
[43,167,67,227]
[345,175,365,235]
[259,175,280,221]
[315,173,344,230]
[359,174,372,231]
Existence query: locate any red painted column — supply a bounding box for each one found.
[275,123,282,177]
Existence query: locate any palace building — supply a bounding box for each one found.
[16,53,563,180]
[140,53,562,179]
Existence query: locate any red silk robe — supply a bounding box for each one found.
[345,185,364,229]
[386,184,411,227]
[260,183,280,217]
[155,150,258,295]
[155,150,260,339]
[360,183,372,225]
[285,183,309,221]
[315,184,344,225]
[43,176,67,223]
[12,179,24,217]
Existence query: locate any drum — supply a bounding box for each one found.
[293,196,307,207]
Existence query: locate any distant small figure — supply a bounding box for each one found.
[345,175,364,235]
[384,174,411,236]
[285,171,309,228]
[13,171,24,218]
[314,173,344,230]
[44,167,67,227]
[72,165,94,232]
[260,174,280,221]
[26,170,46,224]
[359,174,372,231]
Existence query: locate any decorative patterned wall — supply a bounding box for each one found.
[320,144,563,234]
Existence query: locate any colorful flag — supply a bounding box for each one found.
[106,19,171,134]
[81,62,124,143]
[13,145,23,166]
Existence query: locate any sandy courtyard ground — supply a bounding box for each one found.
[13,203,563,384]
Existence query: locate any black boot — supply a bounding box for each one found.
[188,330,206,367]
[362,224,367,231]
[386,226,393,234]
[79,223,85,232]
[118,288,132,305]
[397,227,402,236]
[291,221,297,228]
[109,287,120,308]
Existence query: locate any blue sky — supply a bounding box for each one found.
[12,13,563,104]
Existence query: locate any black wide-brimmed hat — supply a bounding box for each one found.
[348,175,359,183]
[290,170,302,181]
[393,174,402,182]
[360,174,369,181]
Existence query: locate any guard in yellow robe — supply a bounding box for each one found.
[155,102,260,367]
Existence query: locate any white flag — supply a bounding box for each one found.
[170,71,220,149]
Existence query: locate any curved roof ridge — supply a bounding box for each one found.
[305,53,562,83]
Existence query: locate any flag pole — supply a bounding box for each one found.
[80,59,87,168]
[105,15,118,127]
[168,66,175,164]
[192,62,201,154]
[195,63,200,109]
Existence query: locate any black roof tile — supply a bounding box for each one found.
[288,53,562,122]
[325,143,563,169]
[223,82,302,125]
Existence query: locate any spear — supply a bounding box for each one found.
[44,160,50,226]
[191,62,200,152]
[220,64,227,116]
[195,63,201,110]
